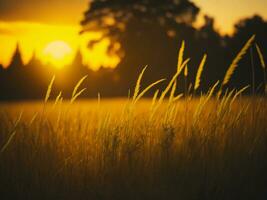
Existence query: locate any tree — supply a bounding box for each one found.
[81,0,200,91]
[81,0,199,45]
[1,43,24,99]
[72,49,84,69]
[0,63,4,91]
[27,51,42,67]
[8,43,24,70]
[0,64,3,73]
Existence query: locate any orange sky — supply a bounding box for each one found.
[0,21,120,69]
[194,0,267,34]
[0,0,120,69]
[0,0,266,69]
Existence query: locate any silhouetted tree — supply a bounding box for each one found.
[0,64,3,73]
[8,43,24,71]
[0,64,4,91]
[81,0,200,92]
[81,0,199,44]
[27,52,42,67]
[1,44,25,100]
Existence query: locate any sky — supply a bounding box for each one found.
[0,0,266,69]
[194,0,267,33]
[0,0,120,69]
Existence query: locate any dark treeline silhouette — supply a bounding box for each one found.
[0,0,267,100]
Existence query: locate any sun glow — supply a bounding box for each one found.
[0,21,121,70]
[42,41,73,68]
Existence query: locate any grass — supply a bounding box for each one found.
[0,36,267,200]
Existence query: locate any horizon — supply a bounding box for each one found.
[1,41,113,70]
[0,0,266,70]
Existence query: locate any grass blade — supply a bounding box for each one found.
[222,35,255,86]
[133,66,148,101]
[72,75,88,99]
[194,54,207,91]
[45,75,55,103]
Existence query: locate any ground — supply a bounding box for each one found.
[0,98,266,200]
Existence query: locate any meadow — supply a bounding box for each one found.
[0,36,267,199]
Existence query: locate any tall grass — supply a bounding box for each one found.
[222,35,255,86]
[0,37,267,200]
[44,75,55,103]
[70,75,88,103]
[194,54,207,92]
[255,43,266,94]
[216,35,255,97]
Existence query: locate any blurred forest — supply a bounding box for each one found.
[0,0,267,100]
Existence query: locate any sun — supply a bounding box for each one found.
[42,40,73,68]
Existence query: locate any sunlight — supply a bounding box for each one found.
[0,21,121,70]
[42,41,73,68]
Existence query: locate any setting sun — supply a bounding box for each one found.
[42,40,73,68]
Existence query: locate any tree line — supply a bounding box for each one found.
[0,0,267,100]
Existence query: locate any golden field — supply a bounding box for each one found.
[0,36,267,199]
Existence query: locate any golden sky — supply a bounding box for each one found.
[0,0,266,69]
[194,0,267,33]
[0,0,120,69]
[0,21,120,69]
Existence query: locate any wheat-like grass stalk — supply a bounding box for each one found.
[178,58,190,75]
[255,44,266,69]
[98,93,101,107]
[163,59,190,101]
[0,111,23,154]
[184,65,188,96]
[72,75,88,99]
[132,65,165,104]
[53,91,62,108]
[250,47,256,95]
[150,57,189,119]
[56,96,63,128]
[177,40,185,72]
[193,81,219,123]
[45,75,55,103]
[173,93,183,102]
[222,35,255,86]
[230,85,250,107]
[255,43,266,94]
[169,80,177,104]
[71,88,87,103]
[70,75,88,103]
[206,81,220,101]
[29,112,38,126]
[155,58,190,111]
[194,54,207,91]
[149,89,161,121]
[133,65,148,101]
[134,79,165,104]
[42,75,55,120]
[184,65,188,77]
[150,89,159,111]
[216,88,236,118]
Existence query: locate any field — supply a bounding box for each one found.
[1,37,267,200]
[0,97,267,200]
